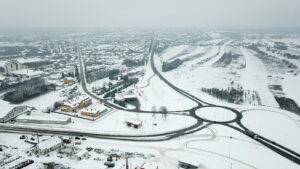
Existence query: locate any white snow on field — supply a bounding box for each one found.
[240,47,279,107]
[160,45,189,61]
[138,76,197,111]
[202,39,225,45]
[137,52,197,111]
[282,75,300,105]
[201,40,231,67]
[195,107,236,122]
[20,85,74,110]
[242,109,300,153]
[171,46,207,61]
[183,46,219,67]
[259,46,300,69]
[153,42,246,107]
[173,124,300,169]
[68,111,196,134]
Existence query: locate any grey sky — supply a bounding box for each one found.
[0,0,299,28]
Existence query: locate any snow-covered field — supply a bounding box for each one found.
[240,47,279,107]
[195,107,237,122]
[241,109,300,153]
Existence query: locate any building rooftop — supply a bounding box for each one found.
[126,118,142,125]
[36,136,62,150]
[11,69,45,78]
[17,111,70,122]
[80,103,107,114]
[63,95,90,107]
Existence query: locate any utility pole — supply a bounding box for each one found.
[36,133,40,143]
[125,157,129,169]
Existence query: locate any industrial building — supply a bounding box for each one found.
[33,136,63,155]
[16,111,72,125]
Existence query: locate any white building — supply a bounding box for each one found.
[4,61,28,74]
[34,136,62,155]
[16,111,71,125]
[11,69,45,78]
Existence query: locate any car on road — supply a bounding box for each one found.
[245,130,256,137]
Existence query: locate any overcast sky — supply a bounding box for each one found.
[0,0,299,29]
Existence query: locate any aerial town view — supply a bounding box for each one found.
[0,0,300,169]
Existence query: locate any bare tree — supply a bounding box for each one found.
[159,106,168,119]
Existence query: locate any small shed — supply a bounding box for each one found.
[126,118,142,128]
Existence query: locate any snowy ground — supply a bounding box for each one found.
[136,53,197,111]
[1,119,299,169]
[241,108,300,153]
[195,107,237,122]
[240,47,279,107]
[282,75,300,105]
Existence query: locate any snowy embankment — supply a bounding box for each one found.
[240,47,279,107]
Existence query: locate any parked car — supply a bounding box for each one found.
[104,161,115,168]
[20,135,26,139]
[63,139,71,144]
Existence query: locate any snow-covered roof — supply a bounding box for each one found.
[0,61,7,67]
[36,136,62,150]
[11,69,45,78]
[17,111,70,122]
[17,58,45,64]
[76,149,88,157]
[0,100,15,118]
[115,92,137,101]
[126,118,142,125]
[80,103,107,114]
[64,95,90,107]
[122,94,137,99]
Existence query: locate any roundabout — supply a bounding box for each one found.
[195,106,238,123]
